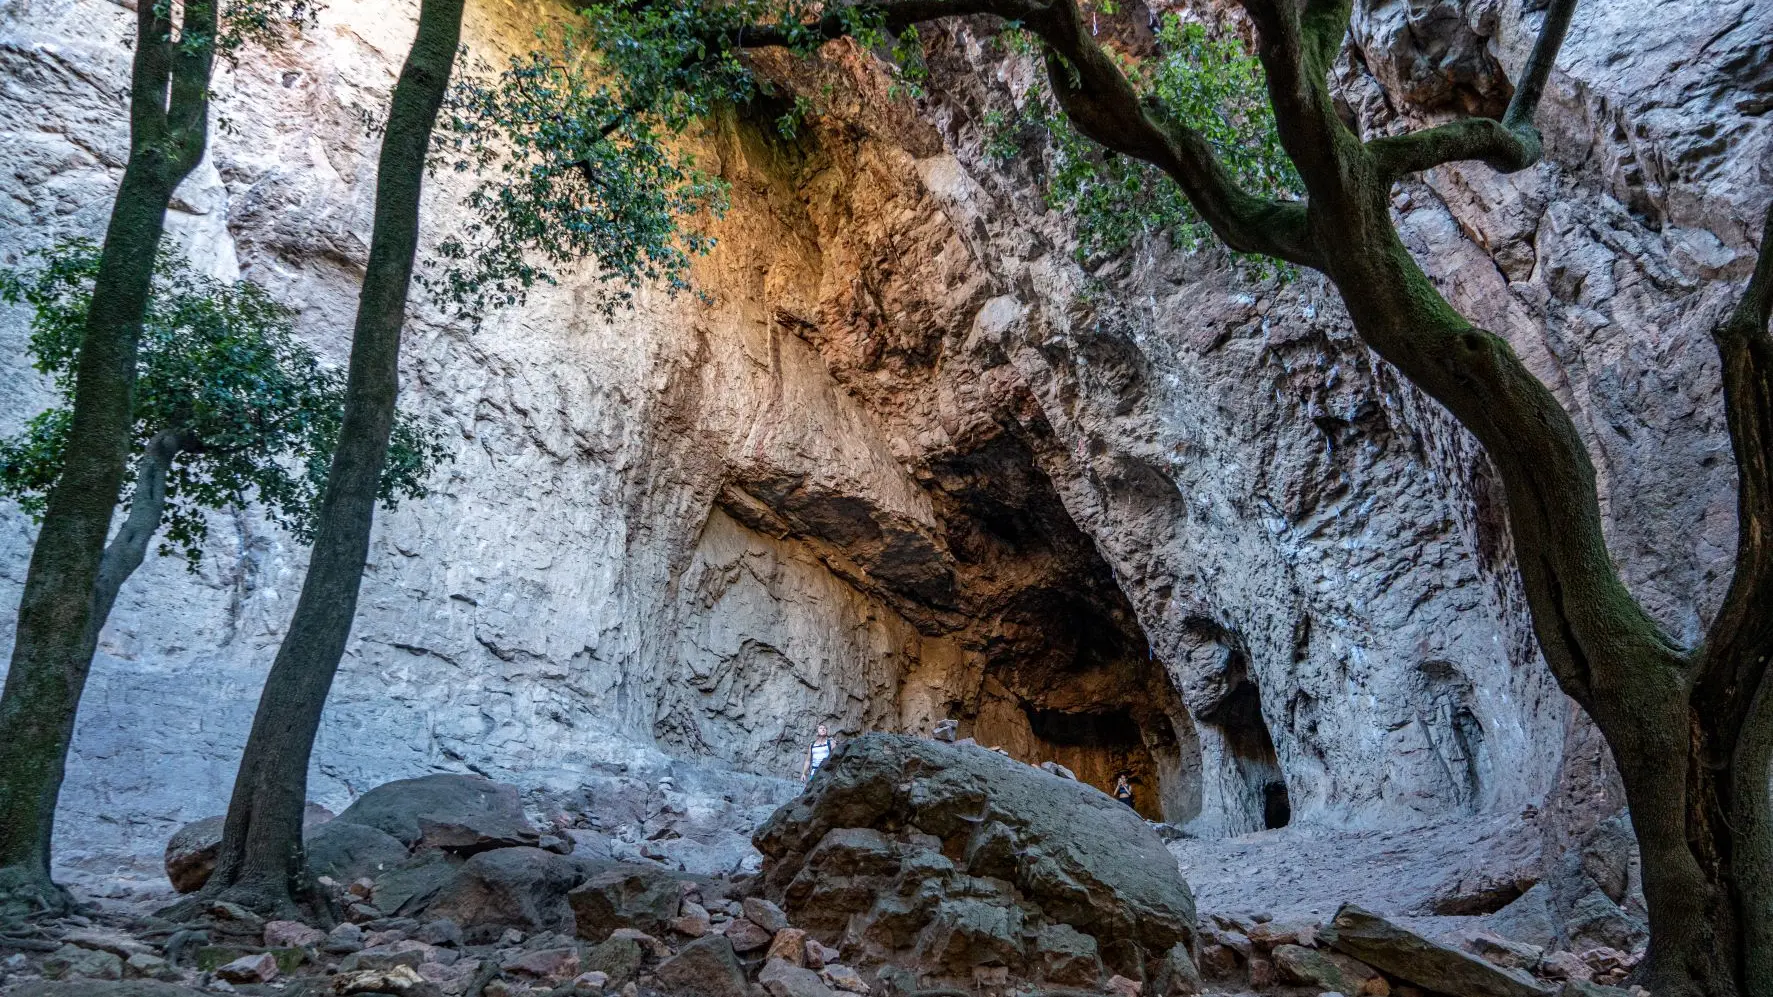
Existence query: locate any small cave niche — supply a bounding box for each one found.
[1022,706,1165,819]
[1417,660,1487,810]
[1201,666,1292,831]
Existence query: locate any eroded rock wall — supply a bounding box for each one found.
[0,0,1765,877]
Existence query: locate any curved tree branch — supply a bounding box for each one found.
[1236,0,1350,190]
[88,429,188,631]
[732,0,1319,266]
[1364,0,1578,183]
[1695,202,1773,744]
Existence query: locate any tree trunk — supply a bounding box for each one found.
[0,0,214,911]
[196,0,463,916]
[0,170,174,911]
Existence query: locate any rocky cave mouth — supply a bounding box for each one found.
[1208,678,1291,831]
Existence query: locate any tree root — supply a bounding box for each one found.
[0,865,73,919]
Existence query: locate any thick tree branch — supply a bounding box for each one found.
[165,0,219,172]
[733,0,1319,266]
[1364,0,1578,183]
[1695,202,1773,747]
[1237,0,1350,190]
[88,430,186,631]
[127,3,175,148]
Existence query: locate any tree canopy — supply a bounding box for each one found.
[0,240,443,566]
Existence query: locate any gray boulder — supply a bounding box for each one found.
[416,847,607,941]
[568,861,684,939]
[1488,883,1560,950]
[583,936,645,984]
[306,819,410,883]
[654,936,749,997]
[1323,904,1552,997]
[370,851,463,917]
[1033,922,1103,986]
[755,733,1196,961]
[759,957,837,997]
[335,774,539,852]
[164,817,226,894]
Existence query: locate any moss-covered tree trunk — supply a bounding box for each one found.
[195,0,464,916]
[0,2,216,913]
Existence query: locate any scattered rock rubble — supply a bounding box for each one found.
[0,750,1652,997]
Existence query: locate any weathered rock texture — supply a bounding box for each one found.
[754,734,1197,987]
[0,0,1767,881]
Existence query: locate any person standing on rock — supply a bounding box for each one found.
[1114,772,1136,810]
[802,723,838,783]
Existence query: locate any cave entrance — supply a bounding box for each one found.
[1022,706,1165,820]
[1204,671,1292,831]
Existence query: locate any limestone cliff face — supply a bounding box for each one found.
[0,0,1765,876]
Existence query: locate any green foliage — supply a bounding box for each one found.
[994,17,1299,271]
[215,0,324,56]
[0,240,444,566]
[427,0,942,322]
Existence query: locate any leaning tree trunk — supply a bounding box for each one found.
[197,0,464,916]
[0,2,214,913]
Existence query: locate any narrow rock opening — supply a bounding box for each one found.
[1202,666,1292,831]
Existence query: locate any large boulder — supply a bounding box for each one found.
[654,936,749,997]
[335,774,540,853]
[405,848,609,942]
[1323,904,1552,997]
[370,851,464,917]
[306,819,411,883]
[754,733,1196,981]
[164,817,226,893]
[568,862,685,940]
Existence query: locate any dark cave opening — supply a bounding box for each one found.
[1024,706,1143,748]
[1204,669,1293,831]
[1263,780,1292,830]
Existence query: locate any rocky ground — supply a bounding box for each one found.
[0,737,1651,997]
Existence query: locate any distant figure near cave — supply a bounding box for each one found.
[1113,772,1136,810]
[803,723,838,783]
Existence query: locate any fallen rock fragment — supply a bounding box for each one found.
[583,936,644,984]
[503,945,581,980]
[264,919,327,949]
[654,936,749,997]
[325,921,366,954]
[1323,904,1552,997]
[213,952,279,983]
[569,862,683,939]
[743,897,790,933]
[43,943,124,981]
[332,963,435,994]
[1274,943,1346,991]
[766,926,808,965]
[759,956,837,997]
[821,963,869,994]
[164,816,226,893]
[723,914,772,952]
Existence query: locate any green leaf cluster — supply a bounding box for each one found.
[994,17,1299,269]
[215,0,324,56]
[0,240,444,567]
[425,0,942,322]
